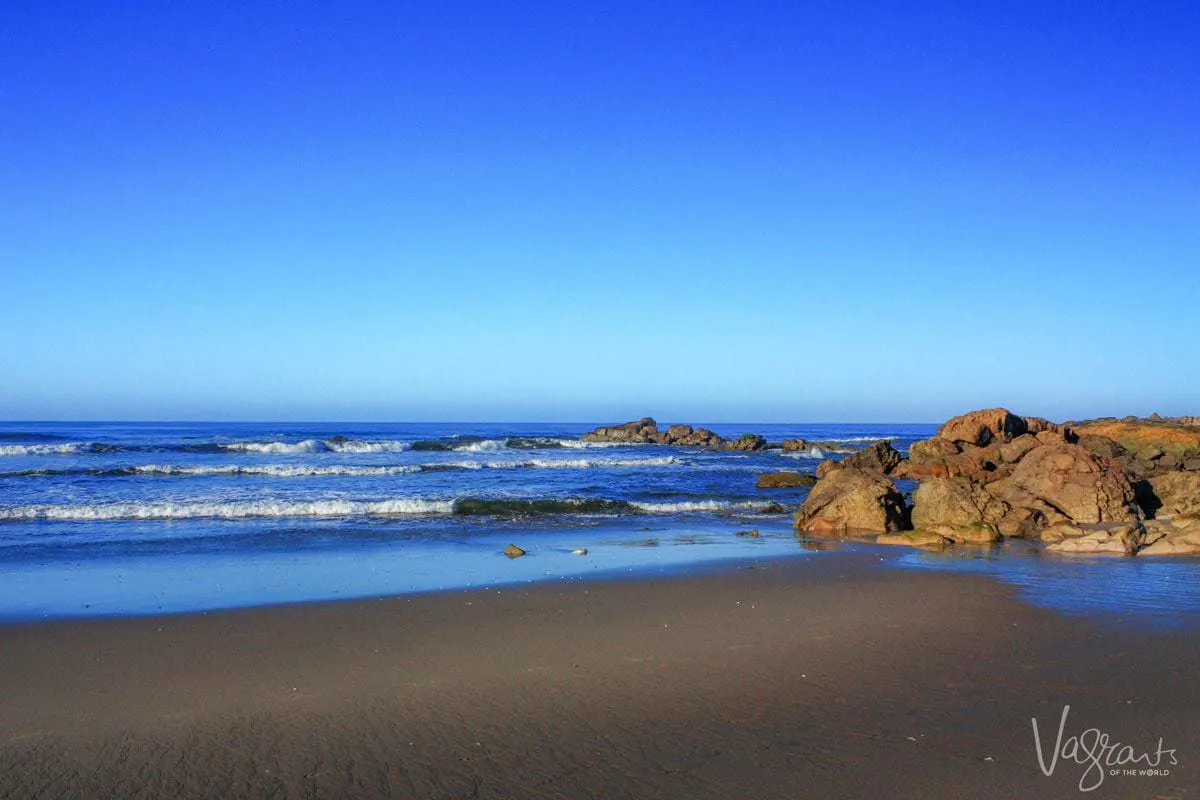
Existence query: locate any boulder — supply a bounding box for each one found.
[839,440,903,475]
[794,467,909,535]
[876,531,950,548]
[909,478,1006,543]
[815,459,838,479]
[1006,442,1141,525]
[1076,434,1125,460]
[897,441,1004,481]
[1147,472,1200,517]
[1139,517,1200,556]
[673,427,724,447]
[1043,522,1144,555]
[504,544,526,558]
[581,419,725,448]
[935,408,1028,447]
[998,434,1041,464]
[756,471,817,489]
[722,433,767,452]
[582,417,662,444]
[781,438,809,452]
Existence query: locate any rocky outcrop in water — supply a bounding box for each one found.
[756,471,817,489]
[581,418,724,447]
[721,434,767,452]
[794,467,909,535]
[796,407,1200,556]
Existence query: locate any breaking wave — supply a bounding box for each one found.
[0,494,783,521]
[0,443,88,456]
[220,439,413,454]
[0,498,455,521]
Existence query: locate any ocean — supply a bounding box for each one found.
[0,420,929,619]
[3,420,1198,624]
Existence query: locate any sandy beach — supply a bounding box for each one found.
[1,553,1195,799]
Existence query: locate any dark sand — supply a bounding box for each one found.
[0,554,1195,799]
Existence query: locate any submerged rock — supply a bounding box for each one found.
[756,471,817,489]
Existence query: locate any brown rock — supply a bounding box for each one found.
[910,477,1007,542]
[876,531,950,548]
[503,544,526,558]
[780,438,809,452]
[1076,434,1125,460]
[1140,517,1200,556]
[1007,442,1141,525]
[721,434,767,452]
[998,435,1040,464]
[794,467,909,535]
[839,440,903,475]
[1148,472,1200,517]
[816,459,838,479]
[1072,419,1200,478]
[756,471,817,489]
[581,418,726,448]
[936,408,1028,447]
[901,443,1003,481]
[1043,522,1144,555]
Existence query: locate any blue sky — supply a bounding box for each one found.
[2,2,1197,422]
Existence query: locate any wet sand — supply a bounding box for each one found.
[0,553,1196,799]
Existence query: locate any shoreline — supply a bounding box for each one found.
[2,554,1196,798]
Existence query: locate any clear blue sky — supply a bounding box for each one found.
[2,1,1197,422]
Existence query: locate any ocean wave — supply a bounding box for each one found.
[131,464,424,477]
[0,443,87,456]
[472,456,682,470]
[0,432,68,443]
[0,494,783,521]
[629,499,771,513]
[451,498,634,516]
[781,447,828,460]
[0,456,686,480]
[218,439,413,454]
[451,439,507,452]
[0,498,454,521]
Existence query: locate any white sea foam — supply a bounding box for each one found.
[326,440,412,453]
[555,439,639,449]
[451,439,507,452]
[522,456,681,469]
[782,447,826,459]
[131,464,422,477]
[0,443,85,456]
[629,499,767,513]
[0,498,453,521]
[220,439,327,454]
[219,439,412,454]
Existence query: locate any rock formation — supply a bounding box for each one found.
[794,467,909,535]
[796,407,1197,556]
[582,418,724,447]
[756,471,817,489]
